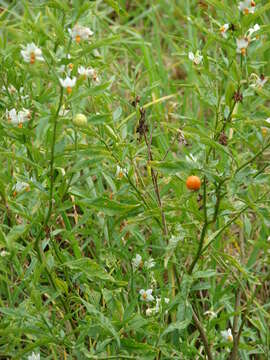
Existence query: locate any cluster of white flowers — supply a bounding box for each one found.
[6,108,30,127]
[219,3,260,57]
[20,25,99,97]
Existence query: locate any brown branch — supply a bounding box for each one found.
[192,308,214,360]
[140,107,168,237]
[229,290,241,360]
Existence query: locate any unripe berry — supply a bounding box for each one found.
[73,113,87,127]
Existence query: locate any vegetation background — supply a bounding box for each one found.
[0,0,270,359]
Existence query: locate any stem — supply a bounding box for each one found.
[188,175,208,274]
[228,271,270,360]
[230,290,241,360]
[235,140,270,175]
[192,308,214,360]
[34,87,64,258]
[141,108,168,237]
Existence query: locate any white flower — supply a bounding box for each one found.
[78,66,95,78]
[250,74,268,89]
[59,105,69,116]
[59,76,76,94]
[188,50,203,65]
[6,108,30,127]
[58,65,66,73]
[145,258,155,269]
[116,165,127,179]
[155,297,161,313]
[164,297,170,304]
[204,310,217,318]
[2,84,16,94]
[139,289,154,302]
[21,43,44,64]
[28,352,40,360]
[221,328,233,342]
[246,24,260,42]
[132,254,142,271]
[13,181,30,196]
[247,23,260,37]
[220,23,229,38]
[0,250,10,257]
[78,66,100,84]
[266,118,270,124]
[18,109,30,123]
[19,87,29,100]
[6,108,18,124]
[236,38,249,55]
[93,49,101,57]
[146,308,153,316]
[238,0,256,15]
[68,25,93,43]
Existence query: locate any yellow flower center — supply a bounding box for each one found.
[243,8,249,15]
[30,52,36,64]
[142,293,147,300]
[68,63,73,70]
[18,123,23,128]
[67,86,72,94]
[75,35,81,43]
[220,26,225,33]
[251,1,255,6]
[241,48,246,56]
[228,335,233,342]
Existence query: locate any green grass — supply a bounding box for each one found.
[0,0,270,359]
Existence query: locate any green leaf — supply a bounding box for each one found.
[62,258,115,282]
[82,300,120,347]
[161,319,190,338]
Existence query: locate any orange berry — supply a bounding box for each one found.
[186,175,201,191]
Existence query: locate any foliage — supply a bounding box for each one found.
[0,0,270,359]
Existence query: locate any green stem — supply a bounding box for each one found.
[188,175,208,275]
[34,87,63,259]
